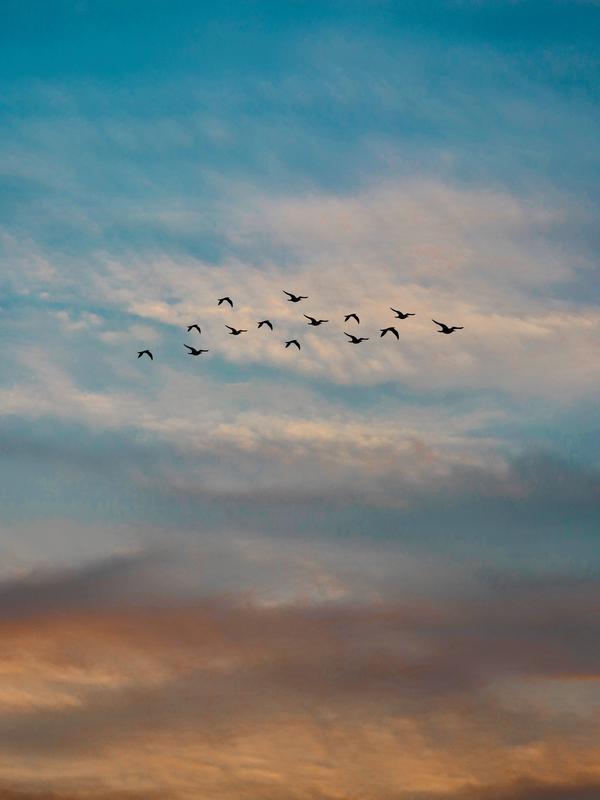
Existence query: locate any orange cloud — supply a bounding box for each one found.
[0,556,599,798]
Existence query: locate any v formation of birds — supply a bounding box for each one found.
[136,291,463,360]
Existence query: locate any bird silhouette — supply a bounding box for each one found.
[258,320,274,330]
[184,344,209,355]
[285,339,301,350]
[304,315,329,326]
[432,319,463,334]
[226,325,247,335]
[390,308,415,320]
[283,290,308,302]
[187,324,202,334]
[380,326,400,340]
[345,332,369,344]
[137,350,153,360]
[218,297,233,307]
[344,313,360,324]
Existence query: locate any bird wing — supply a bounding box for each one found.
[225,325,234,332]
[283,290,293,298]
[392,328,399,339]
[183,344,194,352]
[344,332,353,338]
[432,319,445,328]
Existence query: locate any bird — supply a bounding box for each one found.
[285,339,301,350]
[218,297,233,307]
[137,350,153,360]
[380,326,400,340]
[345,332,369,344]
[226,325,247,335]
[187,324,202,334]
[344,313,360,324]
[304,314,328,326]
[184,344,209,356]
[283,290,308,303]
[390,308,415,320]
[432,319,463,334]
[258,320,274,330]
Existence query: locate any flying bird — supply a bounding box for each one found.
[283,290,308,303]
[304,315,329,326]
[226,325,247,335]
[183,344,209,355]
[187,324,202,334]
[380,326,400,340]
[137,350,153,360]
[345,332,369,344]
[285,339,301,350]
[258,320,274,330]
[432,319,464,334]
[218,297,233,307]
[390,308,415,320]
[344,313,360,324]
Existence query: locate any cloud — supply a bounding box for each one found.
[0,546,598,796]
[425,776,600,800]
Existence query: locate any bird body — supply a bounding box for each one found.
[345,332,369,344]
[380,326,400,340]
[258,320,274,330]
[184,344,209,355]
[285,339,301,349]
[137,350,153,360]
[226,325,247,335]
[283,290,308,302]
[187,324,202,333]
[304,315,328,326]
[344,313,360,324]
[432,319,463,334]
[218,297,233,307]
[390,308,415,320]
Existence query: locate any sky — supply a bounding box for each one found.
[0,1,599,798]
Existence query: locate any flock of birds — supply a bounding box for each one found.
[136,290,463,360]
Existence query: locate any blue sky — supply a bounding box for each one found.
[0,3,599,798]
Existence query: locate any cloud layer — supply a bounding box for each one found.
[0,543,599,798]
